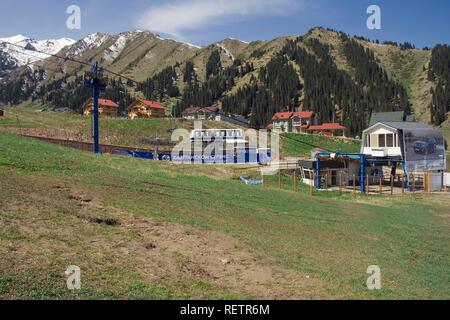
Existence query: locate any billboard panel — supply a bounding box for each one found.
[403,128,446,172]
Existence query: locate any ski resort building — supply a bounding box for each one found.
[298,119,447,193]
[127,99,166,119]
[271,111,318,133]
[182,106,219,120]
[83,98,118,118]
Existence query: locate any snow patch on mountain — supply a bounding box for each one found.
[216,43,234,61]
[228,38,250,44]
[0,34,75,67]
[66,33,109,58]
[154,34,202,49]
[104,35,127,61]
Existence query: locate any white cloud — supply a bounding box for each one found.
[137,0,298,39]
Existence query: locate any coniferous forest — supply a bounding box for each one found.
[429,44,450,125]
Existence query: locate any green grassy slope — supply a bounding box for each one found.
[281,134,360,157]
[0,104,240,148]
[0,132,449,299]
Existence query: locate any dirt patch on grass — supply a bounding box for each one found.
[0,172,328,299]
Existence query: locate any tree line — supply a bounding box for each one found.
[429,44,450,125]
[172,50,254,118]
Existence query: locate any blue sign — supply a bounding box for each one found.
[114,148,271,165]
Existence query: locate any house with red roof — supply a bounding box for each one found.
[127,99,166,119]
[307,123,347,137]
[83,98,119,118]
[271,111,317,133]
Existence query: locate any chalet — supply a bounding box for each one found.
[182,106,219,120]
[307,123,347,137]
[197,106,219,120]
[83,98,118,118]
[182,106,200,120]
[128,99,166,119]
[272,111,317,133]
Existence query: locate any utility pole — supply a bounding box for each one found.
[84,62,107,154]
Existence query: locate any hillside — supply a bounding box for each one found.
[304,28,435,123]
[0,103,364,159]
[281,134,360,157]
[0,103,241,149]
[1,132,449,299]
[1,28,449,136]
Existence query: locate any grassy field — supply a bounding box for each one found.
[0,103,240,149]
[0,104,363,158]
[0,132,449,300]
[281,133,360,157]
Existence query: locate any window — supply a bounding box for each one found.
[386,134,394,147]
[368,132,397,148]
[370,134,378,148]
[379,134,386,147]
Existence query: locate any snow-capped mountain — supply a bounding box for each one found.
[0,34,76,67]
[65,32,110,58]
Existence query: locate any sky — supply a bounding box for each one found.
[0,0,448,48]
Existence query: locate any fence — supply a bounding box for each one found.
[262,170,450,195]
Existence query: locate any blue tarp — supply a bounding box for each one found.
[240,176,263,185]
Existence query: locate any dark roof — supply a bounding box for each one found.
[182,106,200,115]
[369,111,406,126]
[381,121,434,130]
[198,106,219,113]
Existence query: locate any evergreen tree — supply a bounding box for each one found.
[206,50,222,79]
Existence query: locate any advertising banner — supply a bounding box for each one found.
[403,128,446,172]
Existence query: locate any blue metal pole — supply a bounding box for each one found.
[84,62,105,155]
[403,160,410,192]
[359,155,366,193]
[316,158,321,190]
[93,84,100,154]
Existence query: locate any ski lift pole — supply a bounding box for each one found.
[85,62,107,154]
[92,78,100,154]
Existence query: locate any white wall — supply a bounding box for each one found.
[361,125,402,157]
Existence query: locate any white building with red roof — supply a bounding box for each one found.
[271,111,318,133]
[270,111,346,136]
